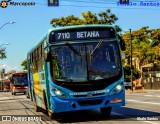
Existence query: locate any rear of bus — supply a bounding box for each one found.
[10,72,28,95]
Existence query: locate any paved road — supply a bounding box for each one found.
[0,90,160,124]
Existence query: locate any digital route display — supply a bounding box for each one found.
[49,27,116,42]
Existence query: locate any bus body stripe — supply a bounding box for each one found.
[33,73,41,94]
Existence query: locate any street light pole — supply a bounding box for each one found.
[0,43,10,48]
[0,21,16,30]
[129,29,133,92]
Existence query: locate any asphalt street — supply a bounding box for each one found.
[0,90,160,124]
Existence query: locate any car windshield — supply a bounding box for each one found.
[13,75,28,85]
[50,41,121,82]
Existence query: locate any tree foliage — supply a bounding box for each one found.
[122,27,160,67]
[123,65,141,80]
[21,58,27,70]
[50,9,121,32]
[0,48,6,59]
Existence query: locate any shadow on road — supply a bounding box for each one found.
[52,107,160,123]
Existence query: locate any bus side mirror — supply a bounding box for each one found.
[118,34,126,51]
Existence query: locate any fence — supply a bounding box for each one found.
[142,71,160,89]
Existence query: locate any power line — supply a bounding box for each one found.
[61,4,160,10]
[35,2,160,10]
[61,0,116,4]
[61,0,157,4]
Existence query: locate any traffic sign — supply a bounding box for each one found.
[48,0,59,6]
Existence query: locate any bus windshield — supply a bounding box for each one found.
[50,41,121,82]
[12,75,28,85]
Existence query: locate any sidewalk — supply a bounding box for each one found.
[125,89,146,94]
[125,89,160,94]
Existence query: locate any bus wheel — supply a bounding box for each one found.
[13,92,16,95]
[100,107,112,118]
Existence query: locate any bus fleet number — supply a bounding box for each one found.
[58,32,70,40]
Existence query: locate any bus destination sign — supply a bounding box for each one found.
[49,27,116,42]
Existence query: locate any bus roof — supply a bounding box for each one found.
[12,72,27,76]
[49,24,115,32]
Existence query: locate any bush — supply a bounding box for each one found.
[123,65,141,80]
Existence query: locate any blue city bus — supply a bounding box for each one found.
[27,24,125,118]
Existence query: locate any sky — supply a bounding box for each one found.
[0,0,160,72]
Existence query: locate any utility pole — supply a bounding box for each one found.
[129,29,133,92]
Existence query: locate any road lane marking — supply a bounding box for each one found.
[126,94,160,98]
[127,99,160,105]
[112,112,160,124]
[144,95,152,97]
[112,112,126,116]
[141,121,160,124]
[144,95,160,98]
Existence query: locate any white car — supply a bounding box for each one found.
[124,79,132,90]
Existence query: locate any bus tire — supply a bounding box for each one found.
[43,91,48,114]
[43,91,55,119]
[100,107,112,118]
[13,92,16,95]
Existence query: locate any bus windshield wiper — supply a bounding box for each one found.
[90,40,103,56]
[65,42,82,56]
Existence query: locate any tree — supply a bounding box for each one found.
[0,48,6,59]
[21,59,27,70]
[123,65,141,80]
[50,9,121,32]
[122,27,160,68]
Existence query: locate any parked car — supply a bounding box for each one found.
[124,78,132,90]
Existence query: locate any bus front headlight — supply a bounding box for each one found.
[51,88,69,99]
[109,83,123,95]
[55,90,62,96]
[116,84,122,90]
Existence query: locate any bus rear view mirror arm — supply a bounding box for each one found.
[45,51,52,62]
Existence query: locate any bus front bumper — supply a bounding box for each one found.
[50,91,125,113]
